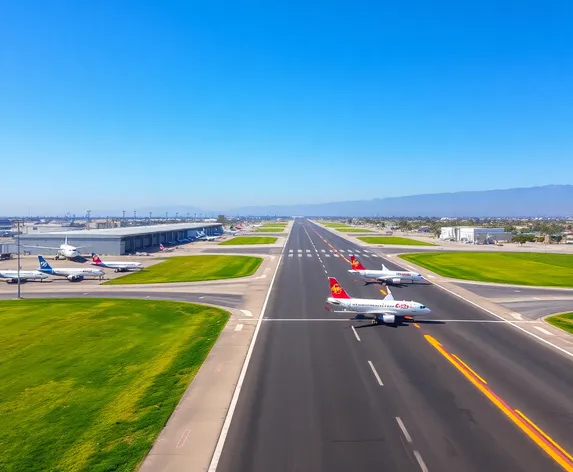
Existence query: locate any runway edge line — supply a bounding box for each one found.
[207,226,292,471]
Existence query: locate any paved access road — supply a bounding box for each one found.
[215,219,573,472]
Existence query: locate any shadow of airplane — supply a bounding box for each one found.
[352,317,446,329]
[360,280,433,288]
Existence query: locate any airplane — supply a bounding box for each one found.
[325,277,431,324]
[196,230,220,241]
[24,236,85,260]
[37,256,105,282]
[224,226,241,235]
[159,243,174,253]
[348,256,425,285]
[0,270,48,283]
[90,254,143,272]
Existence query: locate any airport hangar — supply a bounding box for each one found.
[19,223,224,256]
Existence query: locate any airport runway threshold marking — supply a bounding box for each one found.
[424,334,573,471]
[310,228,351,263]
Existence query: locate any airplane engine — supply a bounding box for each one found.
[380,314,396,324]
[391,278,401,284]
[67,274,84,282]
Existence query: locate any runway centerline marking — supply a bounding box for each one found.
[424,334,573,471]
[351,326,361,341]
[395,417,412,443]
[367,360,384,386]
[414,451,429,472]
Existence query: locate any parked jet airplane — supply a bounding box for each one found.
[196,230,220,241]
[159,243,174,253]
[224,226,241,235]
[325,277,431,324]
[348,256,425,285]
[38,256,105,281]
[24,236,85,260]
[0,270,48,283]
[90,254,143,272]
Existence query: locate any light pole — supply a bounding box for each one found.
[17,219,22,299]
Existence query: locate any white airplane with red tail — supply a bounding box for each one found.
[325,277,431,324]
[348,256,424,285]
[91,254,143,272]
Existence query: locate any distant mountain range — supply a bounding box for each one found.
[88,185,573,218]
[225,185,573,217]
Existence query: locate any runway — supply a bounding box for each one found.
[214,219,573,472]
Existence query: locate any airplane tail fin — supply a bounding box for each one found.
[38,256,52,271]
[383,287,395,301]
[92,253,102,263]
[350,255,366,270]
[160,244,165,251]
[328,277,351,299]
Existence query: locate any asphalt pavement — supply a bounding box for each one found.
[214,219,573,472]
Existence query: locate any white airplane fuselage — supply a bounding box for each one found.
[92,261,142,272]
[55,244,80,258]
[41,267,104,281]
[0,270,48,283]
[326,296,431,323]
[349,269,424,284]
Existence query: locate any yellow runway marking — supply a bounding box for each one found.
[515,410,573,464]
[379,289,387,295]
[451,354,487,384]
[424,334,573,471]
[413,323,420,328]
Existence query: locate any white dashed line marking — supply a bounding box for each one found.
[368,361,384,386]
[234,324,244,332]
[395,417,412,442]
[351,326,361,341]
[414,451,428,472]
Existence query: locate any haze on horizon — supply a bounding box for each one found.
[1,1,571,215]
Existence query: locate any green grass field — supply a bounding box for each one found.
[255,227,284,232]
[322,223,351,228]
[261,223,287,227]
[546,313,573,335]
[339,228,373,233]
[399,252,573,287]
[359,236,435,246]
[219,236,277,245]
[0,298,229,472]
[105,255,262,284]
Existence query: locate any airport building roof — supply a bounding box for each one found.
[19,223,221,239]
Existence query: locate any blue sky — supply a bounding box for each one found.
[1,0,572,215]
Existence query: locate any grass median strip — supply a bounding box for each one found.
[546,313,573,335]
[340,229,373,233]
[0,298,229,472]
[400,252,573,287]
[255,227,284,232]
[359,236,435,246]
[104,255,262,284]
[219,236,277,245]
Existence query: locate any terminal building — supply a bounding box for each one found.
[19,223,223,256]
[440,226,512,244]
